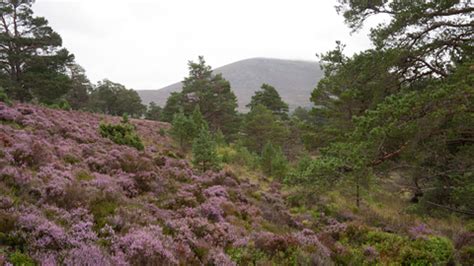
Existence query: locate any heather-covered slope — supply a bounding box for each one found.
[0,103,330,265]
[138,58,323,111]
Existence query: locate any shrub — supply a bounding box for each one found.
[46,99,71,110]
[8,251,35,266]
[159,128,166,136]
[217,146,236,164]
[99,120,144,150]
[260,143,288,180]
[217,144,259,169]
[115,225,177,265]
[0,88,12,106]
[63,153,81,164]
[90,199,118,230]
[75,170,94,181]
[227,247,267,265]
[401,236,454,265]
[170,112,197,150]
[459,246,474,265]
[192,127,220,172]
[63,245,111,266]
[365,230,406,259]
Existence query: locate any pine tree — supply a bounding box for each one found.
[170,112,196,150]
[66,64,92,110]
[242,104,289,153]
[247,83,289,119]
[0,0,74,103]
[261,142,276,176]
[270,147,289,181]
[163,56,240,138]
[261,142,288,180]
[88,79,146,117]
[192,127,219,172]
[145,102,162,121]
[162,92,183,122]
[299,1,474,210]
[191,105,207,131]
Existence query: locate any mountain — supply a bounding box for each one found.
[138,58,324,112]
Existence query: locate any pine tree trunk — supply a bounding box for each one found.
[356,175,360,208]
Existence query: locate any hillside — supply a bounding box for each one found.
[1,103,470,265]
[0,102,331,265]
[138,58,324,111]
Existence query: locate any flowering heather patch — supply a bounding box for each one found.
[408,223,433,240]
[0,103,331,265]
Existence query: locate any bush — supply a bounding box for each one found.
[218,144,259,170]
[460,246,474,265]
[401,236,454,265]
[90,198,118,230]
[0,87,12,106]
[261,143,289,180]
[340,228,455,265]
[192,127,220,172]
[159,128,166,136]
[99,119,144,150]
[46,99,71,110]
[8,251,35,266]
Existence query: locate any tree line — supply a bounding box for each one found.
[166,0,473,218]
[1,0,472,217]
[0,0,153,118]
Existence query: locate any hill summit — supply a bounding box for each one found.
[138,58,324,111]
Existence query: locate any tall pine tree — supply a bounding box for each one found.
[247,83,289,119]
[0,0,74,103]
[163,56,240,138]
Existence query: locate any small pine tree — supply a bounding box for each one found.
[214,129,226,146]
[261,142,276,176]
[192,127,219,172]
[271,147,289,180]
[261,142,288,180]
[170,112,196,150]
[0,87,12,106]
[191,105,207,131]
[145,102,162,121]
[121,113,129,124]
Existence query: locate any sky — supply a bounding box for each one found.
[33,0,377,90]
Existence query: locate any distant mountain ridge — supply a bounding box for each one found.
[138,57,324,112]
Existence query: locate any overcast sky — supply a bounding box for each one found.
[33,0,376,90]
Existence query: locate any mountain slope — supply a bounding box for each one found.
[0,102,331,265]
[138,58,324,111]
